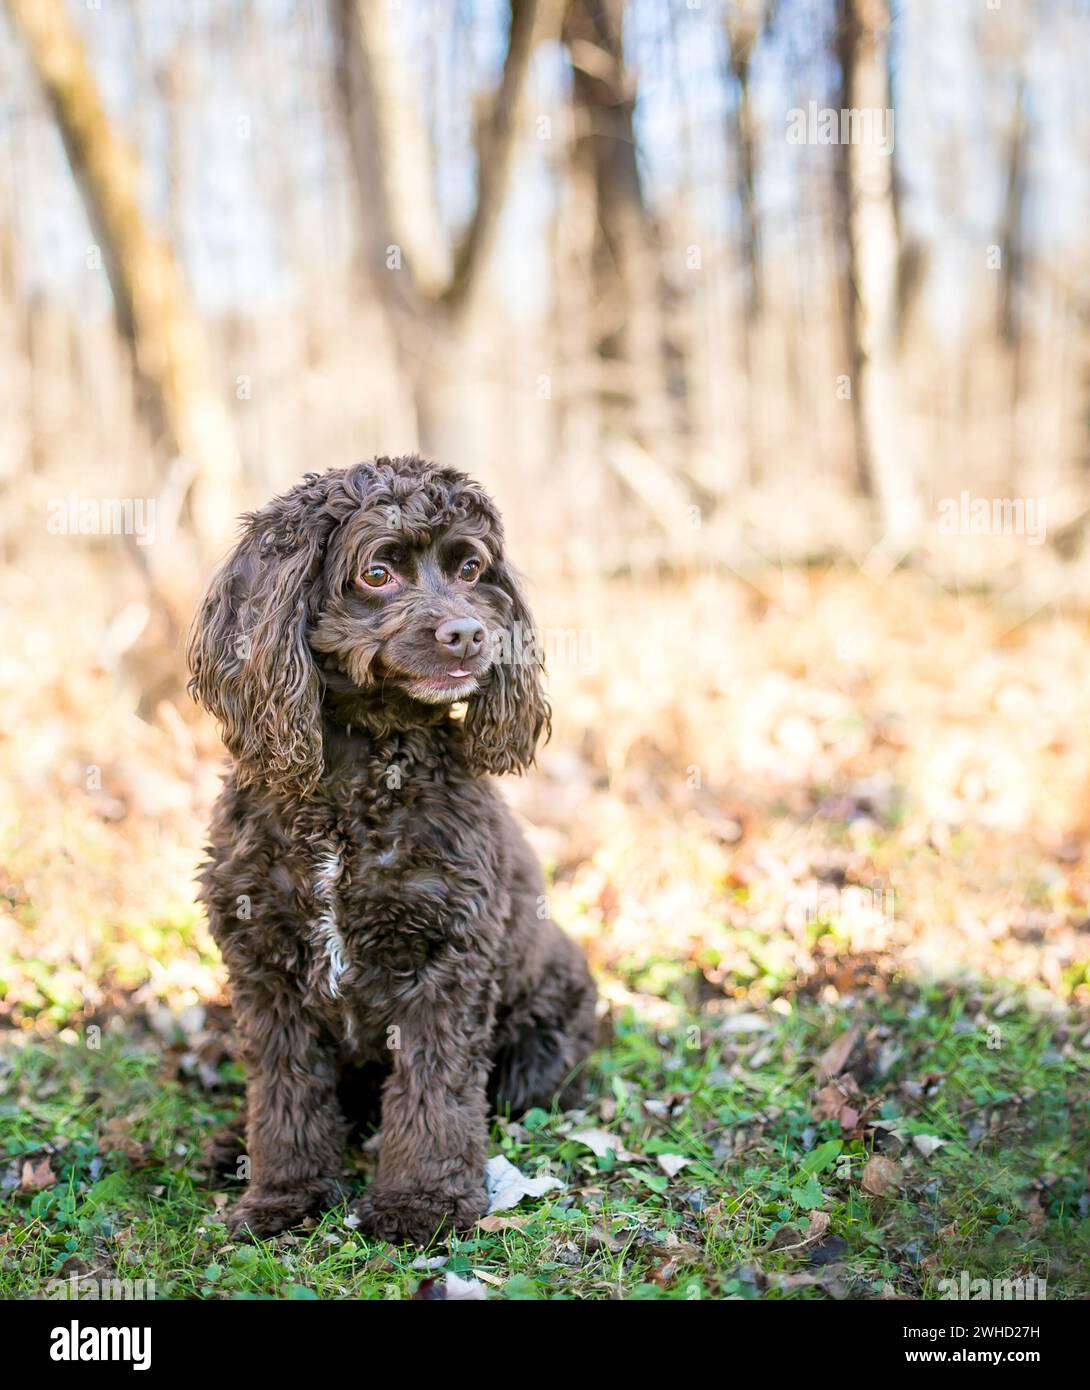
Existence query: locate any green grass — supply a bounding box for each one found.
[2,977,1088,1300]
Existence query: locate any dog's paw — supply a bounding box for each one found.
[351,1185,488,1245]
[224,1180,340,1239]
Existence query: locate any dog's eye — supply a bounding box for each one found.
[458,558,481,583]
[361,564,392,588]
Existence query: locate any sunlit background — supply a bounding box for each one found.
[3,0,1090,1043]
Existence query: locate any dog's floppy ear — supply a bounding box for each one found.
[186,505,328,797]
[462,558,551,775]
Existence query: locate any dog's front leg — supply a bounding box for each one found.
[225,981,345,1238]
[352,992,494,1245]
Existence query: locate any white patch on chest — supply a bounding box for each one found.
[312,846,348,996]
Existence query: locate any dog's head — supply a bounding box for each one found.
[186,457,549,795]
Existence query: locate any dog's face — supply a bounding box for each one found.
[187,457,549,794]
[312,506,510,707]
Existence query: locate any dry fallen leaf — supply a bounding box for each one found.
[569,1128,642,1162]
[861,1154,901,1196]
[761,1209,830,1254]
[813,1074,862,1129]
[816,1026,861,1083]
[439,1272,487,1301]
[484,1154,564,1213]
[477,1214,530,1233]
[19,1155,56,1193]
[912,1134,947,1159]
[583,1223,630,1255]
[410,1254,448,1271]
[642,1092,691,1122]
[655,1153,692,1178]
[869,1118,910,1143]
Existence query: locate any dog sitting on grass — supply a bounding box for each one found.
[187,456,597,1243]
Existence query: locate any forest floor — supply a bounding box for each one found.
[2,565,1090,1299]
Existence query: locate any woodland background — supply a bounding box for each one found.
[1,0,1090,1300]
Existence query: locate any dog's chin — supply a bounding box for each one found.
[403,672,482,705]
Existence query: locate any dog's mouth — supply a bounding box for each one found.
[403,669,482,703]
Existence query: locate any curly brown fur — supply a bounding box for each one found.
[187,456,598,1244]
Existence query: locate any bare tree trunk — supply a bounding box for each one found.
[5,0,242,560]
[999,76,1028,483]
[886,12,924,349]
[725,1,772,323]
[835,0,918,552]
[335,0,549,461]
[563,0,682,459]
[998,78,1027,351]
[724,0,773,485]
[551,146,612,572]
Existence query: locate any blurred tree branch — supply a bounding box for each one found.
[335,0,553,453]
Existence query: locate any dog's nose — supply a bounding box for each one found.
[435,616,484,661]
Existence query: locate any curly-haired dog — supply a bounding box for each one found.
[187,456,598,1243]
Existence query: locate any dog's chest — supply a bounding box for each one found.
[298,793,494,1030]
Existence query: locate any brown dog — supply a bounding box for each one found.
[187,456,597,1243]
